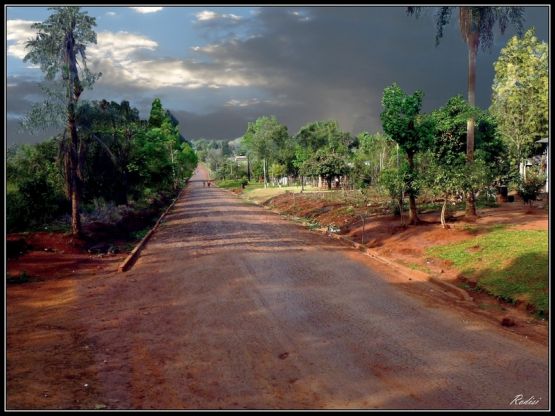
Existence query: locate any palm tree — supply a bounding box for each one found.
[24,7,101,236]
[407,6,524,217]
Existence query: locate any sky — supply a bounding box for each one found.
[5,5,550,146]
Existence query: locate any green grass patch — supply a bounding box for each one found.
[215,179,245,189]
[243,185,319,204]
[426,228,548,316]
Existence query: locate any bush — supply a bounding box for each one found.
[517,169,546,205]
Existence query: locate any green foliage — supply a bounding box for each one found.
[379,167,405,202]
[490,28,549,165]
[427,95,508,204]
[380,83,426,156]
[269,162,287,179]
[242,116,289,184]
[243,116,289,162]
[408,6,524,52]
[8,98,198,233]
[380,83,430,221]
[301,150,350,188]
[7,139,68,232]
[148,98,165,128]
[216,179,250,189]
[517,168,546,205]
[22,6,101,132]
[351,132,397,187]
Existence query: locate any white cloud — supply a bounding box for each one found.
[7,19,38,60]
[225,98,261,107]
[196,10,217,21]
[130,7,163,14]
[7,19,259,91]
[290,10,311,22]
[106,11,117,16]
[87,31,260,90]
[195,10,241,22]
[89,31,158,62]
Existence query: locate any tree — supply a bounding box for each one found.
[23,6,101,236]
[302,150,350,190]
[407,6,524,217]
[7,139,68,232]
[293,120,352,189]
[242,116,289,188]
[76,100,142,205]
[379,164,408,224]
[269,162,287,185]
[428,96,506,226]
[352,132,396,188]
[490,28,548,169]
[148,98,165,128]
[432,95,510,184]
[380,83,431,224]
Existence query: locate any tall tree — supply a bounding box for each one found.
[242,116,289,188]
[490,28,548,169]
[23,6,101,236]
[380,83,431,225]
[407,6,524,217]
[148,98,165,128]
[428,96,501,228]
[302,150,350,190]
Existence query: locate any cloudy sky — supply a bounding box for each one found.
[5,5,549,146]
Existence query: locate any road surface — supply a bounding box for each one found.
[78,165,548,409]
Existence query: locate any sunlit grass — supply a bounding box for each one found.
[244,185,320,204]
[426,228,548,316]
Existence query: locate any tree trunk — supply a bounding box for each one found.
[327,177,332,190]
[68,116,82,236]
[66,29,83,237]
[406,152,420,225]
[263,158,268,188]
[441,196,448,229]
[247,154,251,181]
[465,32,478,218]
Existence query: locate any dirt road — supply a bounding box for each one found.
[8,165,548,409]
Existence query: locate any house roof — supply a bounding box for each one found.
[536,137,549,143]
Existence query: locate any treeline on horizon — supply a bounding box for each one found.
[192,88,546,226]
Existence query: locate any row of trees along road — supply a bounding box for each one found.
[12,7,197,236]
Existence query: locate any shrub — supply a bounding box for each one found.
[517,169,546,205]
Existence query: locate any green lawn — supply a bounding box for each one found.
[215,179,248,189]
[426,228,548,316]
[244,185,320,204]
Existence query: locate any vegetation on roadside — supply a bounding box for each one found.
[426,228,548,316]
[8,7,198,236]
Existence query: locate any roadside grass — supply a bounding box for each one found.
[244,185,320,204]
[215,179,245,189]
[426,228,548,316]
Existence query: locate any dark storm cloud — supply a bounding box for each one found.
[187,6,548,138]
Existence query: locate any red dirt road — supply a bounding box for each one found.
[7,165,549,409]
